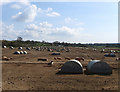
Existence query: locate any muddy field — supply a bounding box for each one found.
[1,47,119,91]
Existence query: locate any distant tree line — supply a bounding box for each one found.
[1,40,51,47]
[0,40,120,48]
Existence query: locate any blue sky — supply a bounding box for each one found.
[1,1,118,43]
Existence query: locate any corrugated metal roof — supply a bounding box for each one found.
[60,59,83,74]
[87,60,100,70]
[69,59,83,68]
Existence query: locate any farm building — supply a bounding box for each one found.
[86,60,112,75]
[59,59,83,74]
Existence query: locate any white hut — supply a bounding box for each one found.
[36,47,41,51]
[32,47,35,49]
[3,46,6,48]
[60,59,83,74]
[14,51,20,54]
[10,46,14,49]
[86,60,112,75]
[24,51,27,54]
[18,47,22,49]
[26,47,31,50]
[20,51,24,54]
[93,48,96,51]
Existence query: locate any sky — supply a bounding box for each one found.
[0,1,118,43]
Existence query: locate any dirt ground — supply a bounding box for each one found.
[1,47,119,91]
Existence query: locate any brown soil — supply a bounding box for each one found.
[2,47,119,91]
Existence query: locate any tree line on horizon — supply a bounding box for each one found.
[1,40,119,48]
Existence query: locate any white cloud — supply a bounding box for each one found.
[47,7,53,12]
[1,22,40,40]
[46,12,61,17]
[23,30,41,39]
[1,22,21,40]
[25,22,53,34]
[19,0,30,6]
[64,17,72,23]
[64,17,84,27]
[76,22,84,26]
[24,22,84,41]
[40,22,53,27]
[11,4,21,9]
[25,22,53,32]
[23,0,118,2]
[12,4,61,22]
[12,4,37,22]
[38,7,53,13]
[25,24,39,30]
[0,0,11,5]
[0,22,2,39]
[3,21,115,43]
[2,21,117,43]
[38,7,60,17]
[0,0,30,6]
[25,22,83,36]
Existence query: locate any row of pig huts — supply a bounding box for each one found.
[14,51,27,54]
[2,46,71,52]
[59,59,112,75]
[3,45,120,53]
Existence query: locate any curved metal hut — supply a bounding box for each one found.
[86,60,112,75]
[60,59,83,74]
